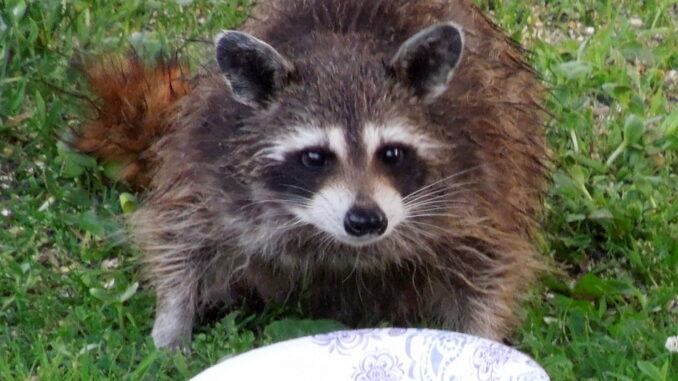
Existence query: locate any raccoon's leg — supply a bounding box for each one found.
[141,239,205,351]
[457,292,514,341]
[151,280,198,351]
[151,248,248,350]
[131,191,219,350]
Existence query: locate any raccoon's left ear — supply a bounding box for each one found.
[215,30,295,106]
[389,23,464,101]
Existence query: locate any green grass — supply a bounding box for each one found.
[1,0,675,379]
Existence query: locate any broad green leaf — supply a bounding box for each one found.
[602,83,631,98]
[569,165,588,186]
[56,141,97,178]
[659,108,677,136]
[623,114,645,145]
[102,160,124,181]
[573,273,610,299]
[89,288,117,303]
[11,0,26,20]
[636,360,664,381]
[118,282,138,303]
[588,209,613,220]
[264,319,346,342]
[69,211,119,238]
[552,61,593,81]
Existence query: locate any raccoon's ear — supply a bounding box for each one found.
[389,23,464,101]
[215,30,294,106]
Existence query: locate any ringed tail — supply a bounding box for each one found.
[70,55,193,189]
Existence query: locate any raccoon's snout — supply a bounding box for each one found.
[344,206,388,237]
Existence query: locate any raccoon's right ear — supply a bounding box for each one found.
[215,30,295,106]
[389,23,464,102]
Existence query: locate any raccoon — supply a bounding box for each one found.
[74,0,549,350]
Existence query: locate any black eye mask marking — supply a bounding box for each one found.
[263,147,335,198]
[375,144,427,197]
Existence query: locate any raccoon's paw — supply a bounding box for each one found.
[151,305,194,352]
[152,326,192,353]
[152,320,192,353]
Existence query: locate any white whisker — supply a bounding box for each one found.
[402,166,480,202]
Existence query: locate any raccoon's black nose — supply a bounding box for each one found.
[344,207,388,237]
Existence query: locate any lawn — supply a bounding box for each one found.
[0,0,675,380]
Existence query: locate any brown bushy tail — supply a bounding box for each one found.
[71,55,193,189]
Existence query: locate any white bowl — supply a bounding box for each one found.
[191,328,550,380]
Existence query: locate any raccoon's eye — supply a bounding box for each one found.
[300,149,332,169]
[379,145,407,166]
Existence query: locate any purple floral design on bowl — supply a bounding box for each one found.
[405,330,469,380]
[472,342,515,380]
[352,352,404,381]
[312,329,380,355]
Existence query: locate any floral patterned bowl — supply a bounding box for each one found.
[191,328,550,380]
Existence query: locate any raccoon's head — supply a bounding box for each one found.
[214,24,465,248]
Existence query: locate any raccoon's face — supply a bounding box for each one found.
[215,23,464,247]
[257,122,441,246]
